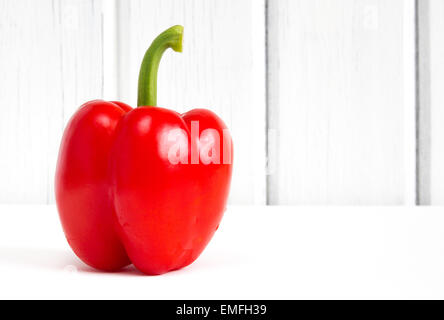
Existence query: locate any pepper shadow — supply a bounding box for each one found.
[0,246,144,276]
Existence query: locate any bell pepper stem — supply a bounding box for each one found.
[137,25,183,107]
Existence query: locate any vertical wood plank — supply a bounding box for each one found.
[0,0,103,203]
[404,0,417,205]
[425,0,444,204]
[102,0,119,100]
[417,0,430,205]
[117,0,267,204]
[267,0,416,205]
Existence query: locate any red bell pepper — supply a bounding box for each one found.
[55,25,233,275]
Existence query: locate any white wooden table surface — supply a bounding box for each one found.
[0,205,444,299]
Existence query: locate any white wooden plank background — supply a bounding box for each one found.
[267,0,416,205]
[425,0,444,205]
[0,0,439,206]
[0,0,103,204]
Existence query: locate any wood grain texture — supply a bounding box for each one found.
[117,0,267,204]
[267,0,416,205]
[0,0,103,203]
[417,0,430,205]
[0,0,422,205]
[426,0,444,204]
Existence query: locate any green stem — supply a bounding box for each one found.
[137,25,184,107]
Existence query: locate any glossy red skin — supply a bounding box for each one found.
[55,100,232,274]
